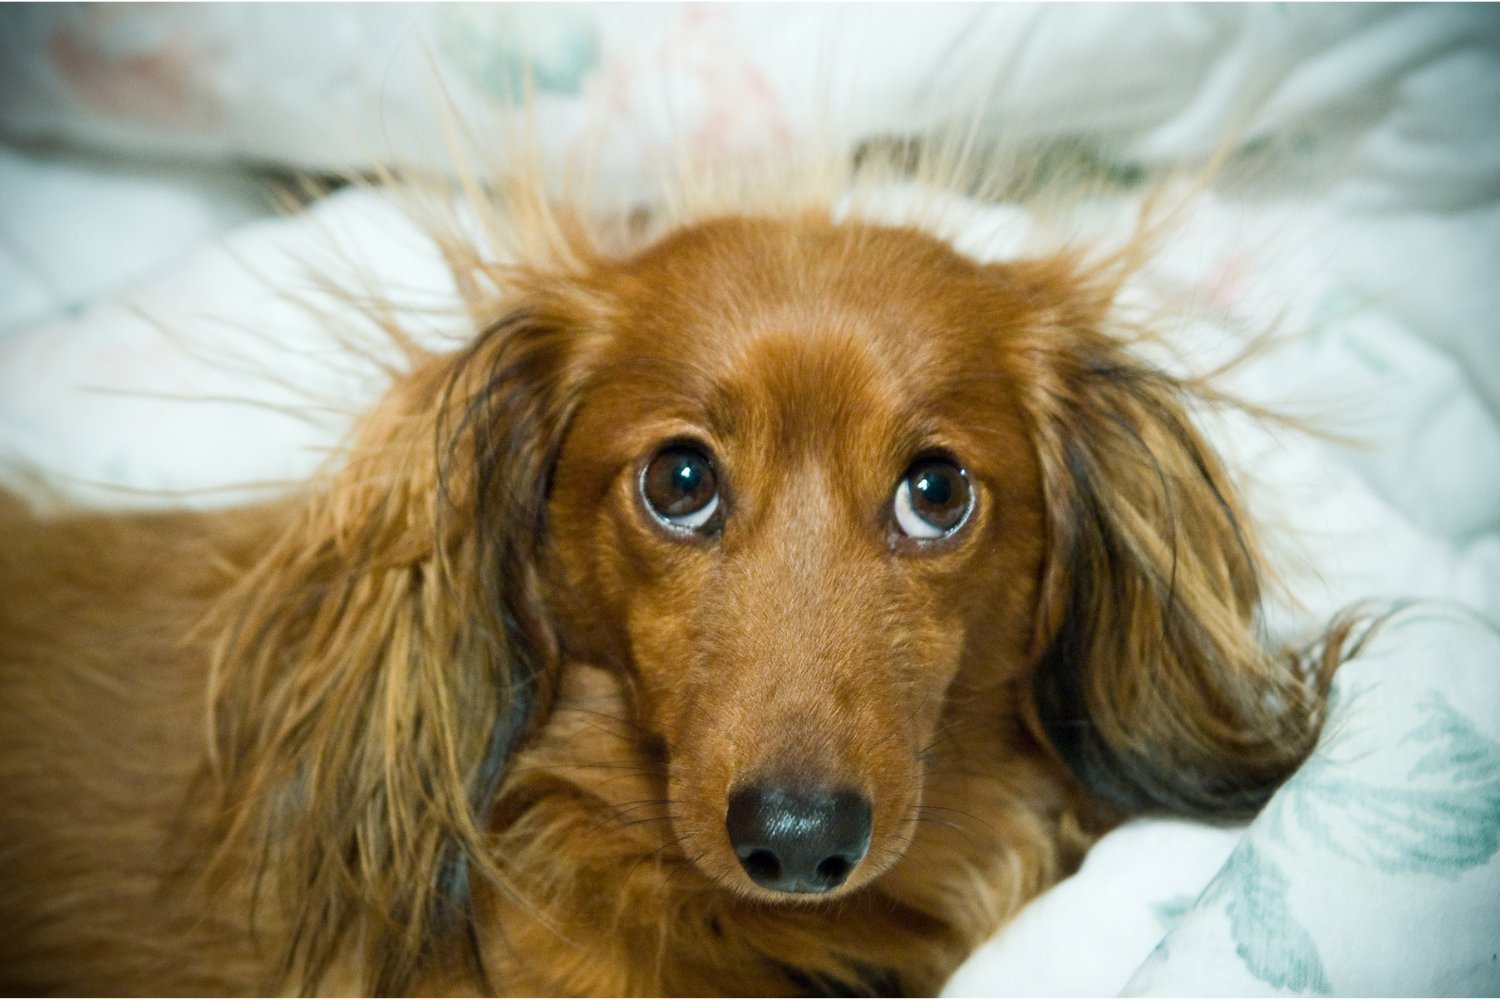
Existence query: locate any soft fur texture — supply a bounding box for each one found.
[0,158,1359,995]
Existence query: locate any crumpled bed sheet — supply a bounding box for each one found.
[1,5,1497,995]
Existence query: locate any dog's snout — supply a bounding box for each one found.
[725,786,873,894]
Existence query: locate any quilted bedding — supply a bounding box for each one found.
[1,5,1497,994]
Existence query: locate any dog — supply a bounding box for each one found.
[0,157,1364,995]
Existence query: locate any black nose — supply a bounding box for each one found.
[725,786,873,894]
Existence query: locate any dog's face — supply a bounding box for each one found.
[543,218,1049,900]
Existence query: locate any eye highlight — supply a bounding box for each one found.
[892,456,973,541]
[641,445,721,533]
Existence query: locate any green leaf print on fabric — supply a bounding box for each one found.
[1274,691,1500,878]
[1407,692,1500,787]
[1206,688,1500,993]
[1151,893,1196,932]
[1211,843,1332,994]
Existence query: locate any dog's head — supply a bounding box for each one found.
[213,209,1335,989]
[538,217,1050,900]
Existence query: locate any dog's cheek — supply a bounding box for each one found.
[949,474,1049,677]
[619,573,710,725]
[545,471,644,669]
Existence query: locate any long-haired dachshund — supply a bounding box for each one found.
[0,158,1362,995]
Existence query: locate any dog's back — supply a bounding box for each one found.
[0,494,277,994]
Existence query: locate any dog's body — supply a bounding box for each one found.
[1,203,1351,995]
[0,502,278,992]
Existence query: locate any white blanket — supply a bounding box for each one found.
[2,5,1497,995]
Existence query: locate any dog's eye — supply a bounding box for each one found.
[641,445,721,531]
[893,457,973,540]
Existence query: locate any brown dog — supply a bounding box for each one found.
[0,176,1359,994]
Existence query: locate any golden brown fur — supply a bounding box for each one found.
[1,166,1357,995]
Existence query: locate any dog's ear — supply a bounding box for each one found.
[206,302,594,992]
[997,254,1338,822]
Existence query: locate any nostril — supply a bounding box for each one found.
[725,785,873,894]
[740,847,782,884]
[815,854,854,886]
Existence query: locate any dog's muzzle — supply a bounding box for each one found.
[725,786,873,894]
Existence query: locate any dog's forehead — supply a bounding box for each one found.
[560,217,1044,490]
[614,216,992,330]
[597,217,1023,408]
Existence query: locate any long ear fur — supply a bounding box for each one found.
[204,301,593,993]
[1004,253,1359,821]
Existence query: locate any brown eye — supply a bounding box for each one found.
[893,457,972,540]
[641,445,720,532]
